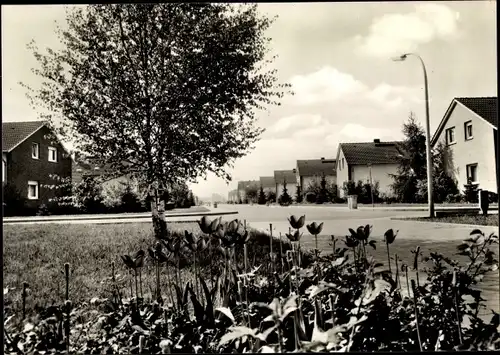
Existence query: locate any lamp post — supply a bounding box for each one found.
[392,53,435,218]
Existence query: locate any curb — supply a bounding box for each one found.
[391,217,499,229]
[3,210,238,225]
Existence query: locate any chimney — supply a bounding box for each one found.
[321,157,325,160]
[374,139,381,144]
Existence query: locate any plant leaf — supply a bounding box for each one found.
[215,307,235,324]
[219,326,257,346]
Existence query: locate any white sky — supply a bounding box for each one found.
[1,2,497,199]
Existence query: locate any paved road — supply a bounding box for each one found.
[218,204,498,242]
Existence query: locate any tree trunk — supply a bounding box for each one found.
[150,188,168,239]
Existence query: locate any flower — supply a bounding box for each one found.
[344,235,359,248]
[286,229,302,242]
[120,250,145,269]
[307,222,324,235]
[288,215,306,229]
[384,229,398,244]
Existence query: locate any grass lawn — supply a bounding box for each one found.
[397,214,498,226]
[4,221,499,320]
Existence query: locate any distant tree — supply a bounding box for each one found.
[306,177,321,198]
[328,183,339,203]
[245,185,259,203]
[316,174,329,204]
[342,181,357,197]
[295,185,303,203]
[390,112,427,202]
[266,190,276,203]
[258,185,267,205]
[278,178,292,206]
[24,3,288,237]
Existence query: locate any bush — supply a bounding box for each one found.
[464,179,479,203]
[489,191,498,204]
[258,186,267,205]
[2,183,28,216]
[266,191,276,203]
[445,193,465,204]
[305,192,316,203]
[342,180,357,196]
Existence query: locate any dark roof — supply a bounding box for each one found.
[455,97,497,128]
[297,158,336,177]
[274,170,296,184]
[339,141,404,166]
[2,121,46,151]
[259,176,275,188]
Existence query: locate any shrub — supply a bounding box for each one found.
[305,192,316,203]
[2,183,28,216]
[258,186,267,205]
[295,185,303,203]
[445,193,465,204]
[342,180,357,196]
[488,191,498,204]
[278,180,293,206]
[266,190,276,203]
[464,178,479,203]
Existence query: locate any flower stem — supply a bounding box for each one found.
[411,280,423,351]
[386,243,392,275]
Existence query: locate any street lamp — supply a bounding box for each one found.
[392,53,435,218]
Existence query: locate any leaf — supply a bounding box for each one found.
[188,284,205,324]
[132,325,150,336]
[470,229,484,236]
[219,326,257,346]
[256,325,277,342]
[215,307,235,324]
[259,345,276,353]
[200,277,214,323]
[23,323,34,333]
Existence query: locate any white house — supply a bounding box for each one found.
[430,97,498,194]
[336,140,404,198]
[296,158,336,197]
[274,169,297,199]
[259,176,276,194]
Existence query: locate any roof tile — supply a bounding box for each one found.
[2,121,46,151]
[340,141,404,166]
[455,97,497,128]
[297,158,336,176]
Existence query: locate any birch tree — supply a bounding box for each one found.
[23,4,288,234]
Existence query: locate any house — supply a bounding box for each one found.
[2,121,72,210]
[72,155,138,193]
[237,180,259,203]
[259,176,276,195]
[227,189,239,203]
[430,97,498,194]
[336,140,404,198]
[274,169,297,199]
[296,158,336,197]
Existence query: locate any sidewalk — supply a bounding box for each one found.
[2,206,238,225]
[258,203,498,212]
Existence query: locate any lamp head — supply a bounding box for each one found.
[391,54,408,62]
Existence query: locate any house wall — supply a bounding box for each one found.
[6,126,72,209]
[336,149,349,197]
[439,103,497,193]
[351,164,398,197]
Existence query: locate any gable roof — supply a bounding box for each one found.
[338,141,404,166]
[274,170,296,185]
[259,176,275,189]
[297,158,336,177]
[431,97,498,145]
[2,121,46,152]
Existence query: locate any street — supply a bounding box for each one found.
[219,204,499,242]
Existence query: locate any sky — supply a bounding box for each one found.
[1,2,497,199]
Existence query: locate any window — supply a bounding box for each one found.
[466,163,478,184]
[342,158,345,170]
[464,121,473,140]
[48,147,58,162]
[445,127,456,144]
[32,143,39,159]
[28,181,39,200]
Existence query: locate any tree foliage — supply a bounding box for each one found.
[390,112,427,202]
[23,4,289,189]
[277,179,292,206]
[258,185,266,205]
